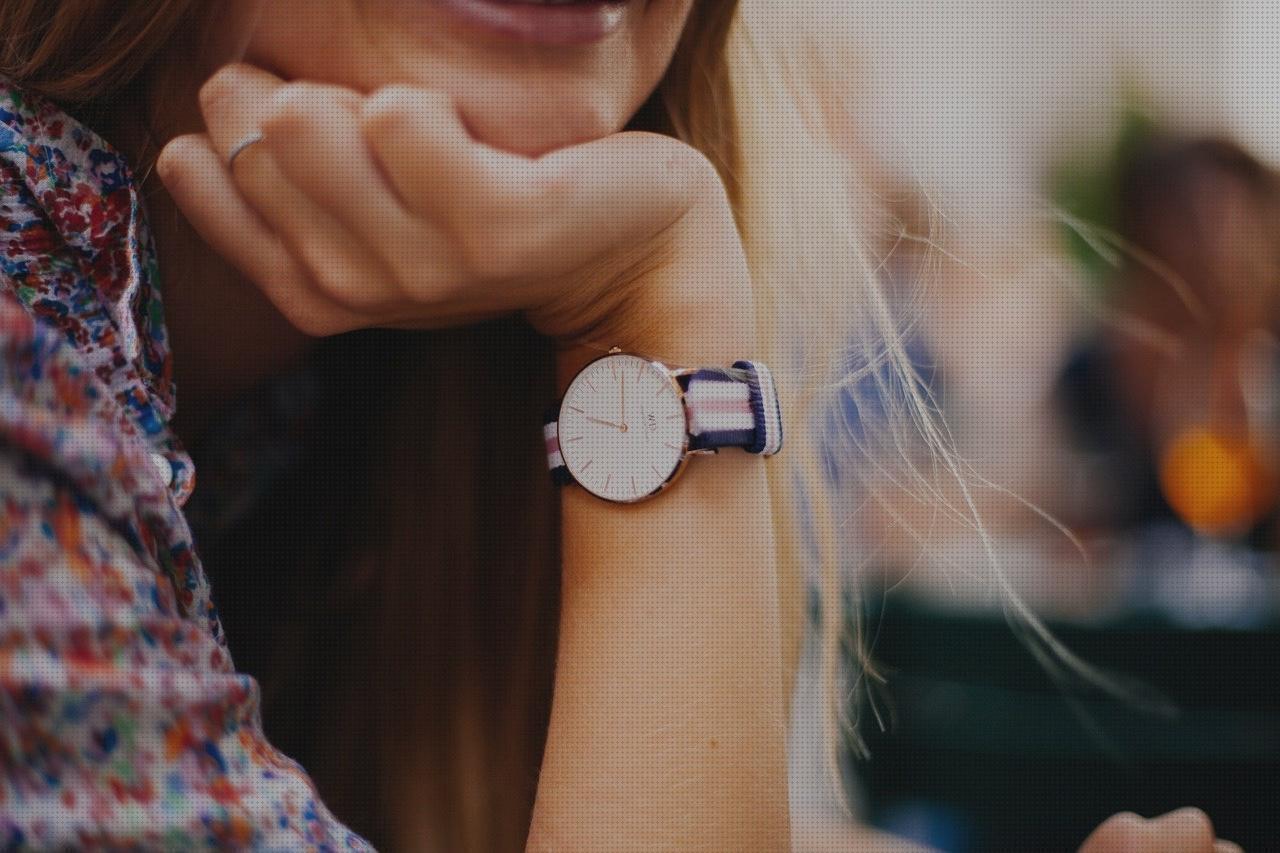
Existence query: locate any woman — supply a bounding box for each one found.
[0,1,816,848]
[0,1,1233,850]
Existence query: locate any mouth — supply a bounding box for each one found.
[432,0,632,46]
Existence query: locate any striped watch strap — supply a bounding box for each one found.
[682,360,783,455]
[544,359,782,483]
[543,415,574,486]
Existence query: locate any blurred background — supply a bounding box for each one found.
[790,1,1280,850]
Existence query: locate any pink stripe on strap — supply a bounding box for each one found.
[689,398,753,415]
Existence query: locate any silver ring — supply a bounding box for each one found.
[226,130,265,169]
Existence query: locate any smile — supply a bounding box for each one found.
[431,0,631,46]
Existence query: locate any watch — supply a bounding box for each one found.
[543,347,783,503]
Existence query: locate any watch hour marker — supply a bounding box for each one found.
[559,353,690,502]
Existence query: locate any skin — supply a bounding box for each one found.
[151,1,789,849]
[1080,809,1243,853]
[137,1,1237,849]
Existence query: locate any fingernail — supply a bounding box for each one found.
[1214,841,1244,853]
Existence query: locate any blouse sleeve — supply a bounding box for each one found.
[0,292,372,850]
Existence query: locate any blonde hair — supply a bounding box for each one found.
[727,0,926,788]
[0,0,944,846]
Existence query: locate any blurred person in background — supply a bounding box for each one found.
[1058,133,1280,549]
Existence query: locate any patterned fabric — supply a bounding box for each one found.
[0,77,372,850]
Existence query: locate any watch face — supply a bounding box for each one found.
[558,353,687,502]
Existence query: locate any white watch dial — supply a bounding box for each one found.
[558,354,687,502]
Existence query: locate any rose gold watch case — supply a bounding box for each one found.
[557,349,717,504]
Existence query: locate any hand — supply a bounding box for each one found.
[1079,808,1243,853]
[155,63,744,357]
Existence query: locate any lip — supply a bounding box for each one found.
[431,0,630,46]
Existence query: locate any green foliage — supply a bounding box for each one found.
[1049,103,1161,296]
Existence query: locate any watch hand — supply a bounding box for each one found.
[585,415,625,430]
[620,372,626,425]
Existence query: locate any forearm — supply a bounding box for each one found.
[528,209,791,851]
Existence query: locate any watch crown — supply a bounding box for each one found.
[608,346,623,354]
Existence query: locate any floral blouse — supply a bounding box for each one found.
[0,78,371,850]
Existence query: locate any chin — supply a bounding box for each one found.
[246,1,674,156]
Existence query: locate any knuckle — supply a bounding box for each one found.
[1181,807,1212,826]
[198,64,247,112]
[296,247,353,298]
[1093,812,1149,846]
[1108,811,1146,830]
[403,269,464,305]
[297,244,395,313]
[1171,807,1215,839]
[262,82,323,133]
[388,249,444,300]
[282,302,342,338]
[315,271,379,311]
[361,86,447,134]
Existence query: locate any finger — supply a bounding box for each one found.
[361,87,710,284]
[1214,841,1244,853]
[1080,812,1154,853]
[1152,808,1217,852]
[257,80,447,295]
[155,133,369,337]
[359,86,562,314]
[200,64,401,314]
[357,86,486,223]
[358,86,555,287]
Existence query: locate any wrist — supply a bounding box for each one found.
[555,199,757,394]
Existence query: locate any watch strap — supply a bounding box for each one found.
[543,406,573,485]
[681,360,783,455]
